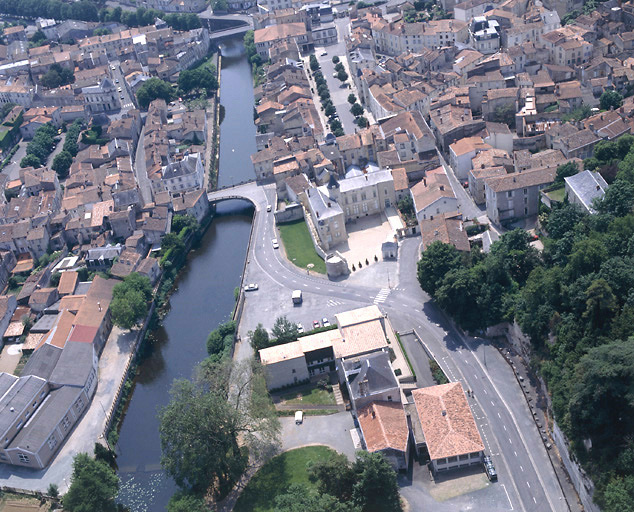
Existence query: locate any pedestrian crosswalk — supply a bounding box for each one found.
[327,299,344,307]
[373,288,390,304]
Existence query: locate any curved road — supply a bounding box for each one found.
[212,183,569,512]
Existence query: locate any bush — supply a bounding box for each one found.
[430,359,448,384]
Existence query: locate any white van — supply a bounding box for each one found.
[295,411,303,424]
[292,290,302,304]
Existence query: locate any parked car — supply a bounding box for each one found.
[320,51,328,56]
[483,456,497,481]
[297,323,304,333]
[313,319,321,329]
[295,410,304,424]
[266,204,272,212]
[322,317,330,327]
[272,238,279,249]
[244,283,258,292]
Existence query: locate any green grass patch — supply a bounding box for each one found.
[277,219,326,274]
[395,332,416,379]
[546,186,566,203]
[234,446,337,512]
[281,384,335,406]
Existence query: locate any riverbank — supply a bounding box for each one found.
[114,36,258,511]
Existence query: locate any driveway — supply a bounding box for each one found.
[279,411,357,460]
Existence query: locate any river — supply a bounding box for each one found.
[116,36,256,511]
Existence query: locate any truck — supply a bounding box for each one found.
[292,290,303,304]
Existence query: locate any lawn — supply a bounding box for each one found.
[546,185,566,203]
[234,446,337,512]
[281,384,335,405]
[277,219,327,274]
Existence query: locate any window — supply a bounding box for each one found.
[387,395,393,401]
[47,435,57,450]
[507,191,513,198]
[62,416,71,432]
[292,369,296,374]
[448,456,458,463]
[17,453,29,463]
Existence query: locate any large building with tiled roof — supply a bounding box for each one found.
[411,382,484,473]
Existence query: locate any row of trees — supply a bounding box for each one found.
[99,6,201,30]
[311,59,345,137]
[51,119,83,178]
[20,122,58,169]
[249,316,300,351]
[417,135,634,509]
[0,0,99,21]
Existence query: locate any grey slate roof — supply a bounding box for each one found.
[564,170,608,213]
[306,187,343,220]
[31,313,60,334]
[0,372,17,399]
[48,342,94,388]
[343,351,398,400]
[8,386,83,453]
[0,375,48,437]
[21,344,63,381]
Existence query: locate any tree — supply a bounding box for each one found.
[604,476,634,512]
[249,323,270,351]
[417,241,463,296]
[20,153,41,168]
[546,202,584,239]
[47,483,59,498]
[271,315,299,344]
[178,67,218,96]
[275,484,359,512]
[332,56,340,64]
[206,320,235,358]
[554,161,579,185]
[347,93,357,104]
[325,104,336,117]
[309,451,357,502]
[492,103,516,127]
[337,69,349,82]
[159,358,279,495]
[40,63,74,89]
[351,452,402,512]
[136,78,175,109]
[355,116,368,128]
[397,194,414,218]
[350,103,364,116]
[334,62,344,72]
[582,278,617,330]
[30,29,47,46]
[568,340,634,452]
[110,273,152,329]
[600,90,624,111]
[597,180,634,217]
[63,453,119,512]
[171,214,198,234]
[52,150,73,178]
[167,491,208,512]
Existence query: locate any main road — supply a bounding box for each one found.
[211,182,569,512]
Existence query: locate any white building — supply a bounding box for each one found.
[82,78,121,113]
[159,153,205,194]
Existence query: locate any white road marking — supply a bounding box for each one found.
[483,389,488,395]
[498,412,501,418]
[526,481,531,489]
[520,465,524,472]
[514,451,517,456]
[491,400,495,406]
[503,425,507,431]
[533,497,537,504]
[501,484,513,511]
[316,287,321,290]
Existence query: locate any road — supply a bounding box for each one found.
[217,182,570,512]
[134,125,153,206]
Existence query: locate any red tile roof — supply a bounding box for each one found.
[358,401,409,454]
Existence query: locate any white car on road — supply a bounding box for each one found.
[272,238,279,249]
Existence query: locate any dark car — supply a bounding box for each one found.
[483,456,497,482]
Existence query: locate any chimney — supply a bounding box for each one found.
[365,175,368,180]
[372,410,376,418]
[98,301,102,312]
[440,185,444,190]
[442,410,447,416]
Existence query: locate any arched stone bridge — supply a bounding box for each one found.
[207,180,267,208]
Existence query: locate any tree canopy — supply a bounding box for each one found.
[63,453,119,512]
[178,66,218,96]
[110,273,152,329]
[418,133,634,511]
[271,315,299,344]
[136,78,175,110]
[600,90,624,111]
[40,63,74,89]
[52,150,73,178]
[158,357,279,496]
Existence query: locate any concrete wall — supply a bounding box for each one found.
[264,356,310,390]
[274,203,304,223]
[552,421,600,512]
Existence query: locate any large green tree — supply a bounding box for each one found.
[63,453,119,512]
[271,315,299,344]
[600,90,624,111]
[52,149,73,178]
[159,358,279,496]
[167,491,208,512]
[417,241,463,296]
[110,273,152,329]
[249,323,270,351]
[136,78,175,109]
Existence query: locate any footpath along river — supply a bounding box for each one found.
[116,35,257,511]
